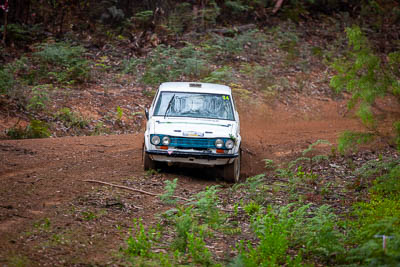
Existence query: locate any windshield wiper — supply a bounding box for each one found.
[164,94,175,119]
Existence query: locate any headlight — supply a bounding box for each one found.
[151,135,161,145]
[162,136,171,146]
[215,139,224,149]
[225,139,234,149]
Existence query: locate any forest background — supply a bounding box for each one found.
[1,0,400,266]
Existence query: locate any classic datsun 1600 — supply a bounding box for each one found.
[143,82,241,182]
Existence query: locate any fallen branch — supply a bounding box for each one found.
[206,24,256,34]
[83,179,190,201]
[184,24,256,39]
[272,0,284,14]
[83,180,234,212]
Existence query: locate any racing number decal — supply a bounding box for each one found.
[222,95,230,100]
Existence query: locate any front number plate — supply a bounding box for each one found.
[183,131,204,137]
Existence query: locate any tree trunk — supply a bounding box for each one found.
[24,0,30,24]
[2,11,7,45]
[59,7,65,36]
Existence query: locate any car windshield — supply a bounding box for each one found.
[153,92,235,120]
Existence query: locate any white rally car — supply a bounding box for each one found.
[143,82,241,182]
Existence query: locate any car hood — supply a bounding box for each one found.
[152,117,236,138]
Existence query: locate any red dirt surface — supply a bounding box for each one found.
[0,96,397,265]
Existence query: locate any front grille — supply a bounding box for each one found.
[170,137,215,149]
[150,134,231,149]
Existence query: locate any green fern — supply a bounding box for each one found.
[302,139,330,156]
[394,121,400,150]
[337,130,374,154]
[330,26,394,129]
[6,120,51,139]
[27,84,52,111]
[0,67,14,94]
[33,42,90,84]
[160,178,178,205]
[201,66,234,84]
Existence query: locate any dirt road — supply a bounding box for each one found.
[0,98,376,265]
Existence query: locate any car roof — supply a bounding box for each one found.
[158,82,232,95]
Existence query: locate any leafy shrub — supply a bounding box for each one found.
[126,30,270,85]
[176,44,209,77]
[131,44,209,85]
[0,23,42,43]
[198,1,220,30]
[348,233,400,266]
[125,219,158,258]
[171,206,194,252]
[203,34,243,61]
[140,45,180,85]
[5,57,33,85]
[280,38,299,62]
[166,3,192,35]
[252,64,275,89]
[202,66,234,84]
[0,66,15,94]
[349,197,400,265]
[235,203,344,266]
[54,108,89,129]
[353,198,400,236]
[243,202,261,216]
[193,185,224,225]
[394,121,400,151]
[202,30,267,62]
[302,139,330,156]
[337,130,374,154]
[134,10,153,24]
[187,231,213,266]
[388,51,400,96]
[116,105,123,122]
[354,156,400,180]
[299,205,345,260]
[6,120,51,139]
[6,126,27,139]
[240,63,275,91]
[330,26,399,132]
[160,178,178,205]
[121,57,143,75]
[33,42,90,84]
[27,84,52,111]
[224,0,250,14]
[280,1,310,22]
[237,205,302,267]
[232,174,268,205]
[241,214,291,266]
[91,122,108,136]
[348,161,400,265]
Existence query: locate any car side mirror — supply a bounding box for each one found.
[145,108,149,120]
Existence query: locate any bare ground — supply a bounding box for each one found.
[0,94,398,266]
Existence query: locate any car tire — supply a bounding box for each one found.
[223,149,241,183]
[143,144,156,171]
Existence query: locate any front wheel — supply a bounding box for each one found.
[223,150,241,183]
[143,144,156,171]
